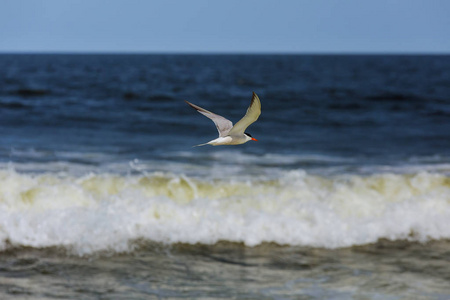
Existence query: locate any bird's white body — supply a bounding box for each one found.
[185,92,261,146]
[199,135,252,146]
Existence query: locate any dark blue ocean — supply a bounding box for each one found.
[1,54,449,299]
[1,54,449,165]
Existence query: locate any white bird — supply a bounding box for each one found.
[185,92,261,146]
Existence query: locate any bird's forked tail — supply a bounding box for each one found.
[192,142,209,147]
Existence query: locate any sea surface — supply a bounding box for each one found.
[0,54,450,299]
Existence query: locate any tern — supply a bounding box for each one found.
[185,92,261,146]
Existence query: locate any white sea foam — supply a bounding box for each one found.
[0,168,449,255]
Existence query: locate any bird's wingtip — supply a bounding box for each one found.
[184,100,198,110]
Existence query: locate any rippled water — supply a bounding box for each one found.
[2,241,450,299]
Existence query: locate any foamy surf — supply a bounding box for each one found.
[1,168,449,255]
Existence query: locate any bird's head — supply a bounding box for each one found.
[245,132,258,142]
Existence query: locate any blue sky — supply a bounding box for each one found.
[1,0,449,53]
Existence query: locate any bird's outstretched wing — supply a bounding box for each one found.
[185,100,233,137]
[228,92,261,135]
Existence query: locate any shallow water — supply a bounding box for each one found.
[1,241,450,299]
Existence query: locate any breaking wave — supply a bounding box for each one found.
[1,167,449,255]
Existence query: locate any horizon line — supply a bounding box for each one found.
[0,50,449,56]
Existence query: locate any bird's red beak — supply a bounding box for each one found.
[251,137,258,141]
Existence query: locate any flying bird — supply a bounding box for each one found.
[185,92,261,146]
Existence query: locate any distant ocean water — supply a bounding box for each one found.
[0,54,449,299]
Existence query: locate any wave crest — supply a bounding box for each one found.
[0,169,449,255]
